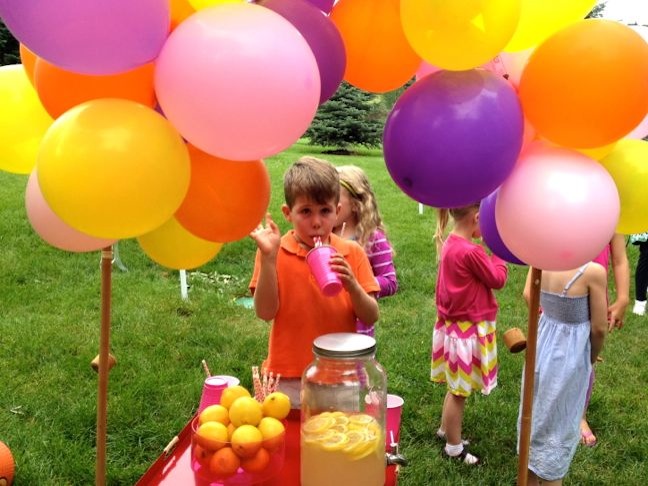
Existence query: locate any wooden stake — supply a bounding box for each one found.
[96,246,113,486]
[517,267,542,486]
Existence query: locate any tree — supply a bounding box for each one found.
[586,2,606,18]
[0,20,20,66]
[305,82,384,152]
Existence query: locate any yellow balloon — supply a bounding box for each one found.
[504,0,596,52]
[188,0,242,10]
[599,139,648,234]
[0,65,53,174]
[37,99,190,239]
[400,0,521,70]
[575,142,617,161]
[138,217,223,270]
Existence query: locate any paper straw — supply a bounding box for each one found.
[340,222,346,237]
[252,366,263,402]
[201,359,211,378]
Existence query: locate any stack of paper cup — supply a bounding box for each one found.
[198,375,240,412]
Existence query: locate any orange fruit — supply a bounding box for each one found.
[220,385,251,409]
[257,416,285,452]
[209,446,240,478]
[230,424,263,458]
[229,396,263,427]
[199,404,230,426]
[261,392,291,420]
[240,447,271,473]
[193,444,213,467]
[195,421,229,451]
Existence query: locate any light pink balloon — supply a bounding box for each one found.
[25,171,116,252]
[496,142,619,271]
[496,49,533,88]
[155,3,320,161]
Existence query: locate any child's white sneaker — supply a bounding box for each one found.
[632,300,646,316]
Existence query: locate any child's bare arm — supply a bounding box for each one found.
[588,265,609,364]
[250,214,281,321]
[330,254,379,325]
[522,267,533,308]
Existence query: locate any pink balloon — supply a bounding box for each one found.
[25,171,117,252]
[496,142,619,271]
[415,61,440,81]
[496,49,533,88]
[155,3,320,161]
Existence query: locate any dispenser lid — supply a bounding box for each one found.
[313,333,376,358]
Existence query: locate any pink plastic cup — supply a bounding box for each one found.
[198,375,240,412]
[306,245,343,297]
[386,394,404,450]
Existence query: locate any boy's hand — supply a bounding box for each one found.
[330,253,359,291]
[250,213,280,258]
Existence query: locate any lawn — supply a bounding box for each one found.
[1,141,647,485]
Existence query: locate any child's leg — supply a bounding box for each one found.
[442,391,465,446]
[529,470,563,486]
[579,369,597,446]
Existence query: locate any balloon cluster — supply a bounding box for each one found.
[378,1,648,271]
[0,0,345,269]
[1,0,648,271]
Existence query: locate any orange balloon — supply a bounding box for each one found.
[519,19,648,148]
[170,0,195,31]
[33,58,156,118]
[19,43,37,85]
[331,0,420,93]
[175,145,271,243]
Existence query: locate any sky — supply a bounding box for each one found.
[599,0,648,25]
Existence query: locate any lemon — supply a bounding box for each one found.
[302,415,335,435]
[303,428,335,445]
[342,430,366,454]
[220,385,251,409]
[320,431,349,451]
[229,396,263,427]
[348,413,374,426]
[261,392,291,420]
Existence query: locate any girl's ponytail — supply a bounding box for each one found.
[434,208,449,261]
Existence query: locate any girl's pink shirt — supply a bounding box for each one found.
[436,234,508,322]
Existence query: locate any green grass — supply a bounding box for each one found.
[1,141,647,485]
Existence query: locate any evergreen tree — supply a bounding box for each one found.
[0,20,20,66]
[306,82,384,151]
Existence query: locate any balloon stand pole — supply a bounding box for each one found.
[96,246,113,486]
[517,267,542,486]
[112,241,128,272]
[418,203,424,215]
[180,269,189,300]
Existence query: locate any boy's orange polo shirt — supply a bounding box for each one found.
[250,231,380,378]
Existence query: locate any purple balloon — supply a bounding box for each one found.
[304,0,335,14]
[0,0,169,75]
[383,69,524,208]
[479,189,525,265]
[257,0,345,104]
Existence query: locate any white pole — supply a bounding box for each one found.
[179,270,189,300]
[418,203,424,215]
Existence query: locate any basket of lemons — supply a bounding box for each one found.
[191,385,290,485]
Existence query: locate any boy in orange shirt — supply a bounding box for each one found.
[249,156,380,407]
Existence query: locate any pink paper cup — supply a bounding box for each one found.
[386,394,404,450]
[198,376,229,412]
[306,245,343,297]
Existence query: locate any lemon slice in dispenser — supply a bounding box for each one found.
[348,413,374,427]
[320,431,349,451]
[302,415,336,435]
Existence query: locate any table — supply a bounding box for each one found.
[137,410,399,485]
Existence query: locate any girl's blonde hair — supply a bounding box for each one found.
[434,203,481,259]
[337,165,385,249]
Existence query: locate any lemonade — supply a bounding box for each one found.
[301,412,385,486]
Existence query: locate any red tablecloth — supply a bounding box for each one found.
[137,410,398,486]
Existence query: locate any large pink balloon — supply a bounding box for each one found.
[25,171,116,252]
[496,143,619,271]
[0,0,169,75]
[155,3,320,161]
